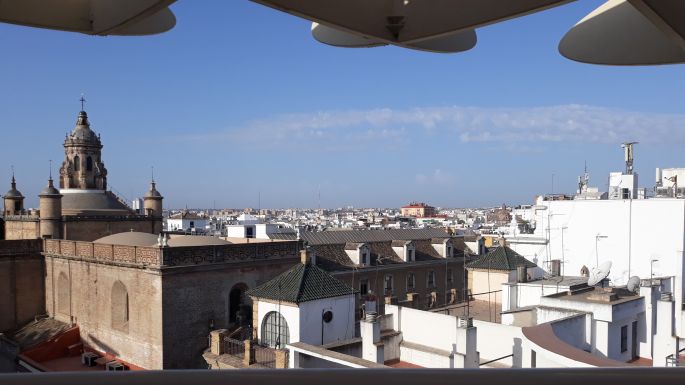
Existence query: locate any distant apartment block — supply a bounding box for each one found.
[401,202,437,218]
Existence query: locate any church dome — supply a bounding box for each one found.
[69,111,100,143]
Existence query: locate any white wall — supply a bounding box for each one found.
[298,295,356,345]
[507,199,685,284]
[256,301,300,344]
[387,305,457,353]
[502,282,576,312]
[472,320,524,367]
[385,305,478,368]
[510,199,685,339]
[166,218,209,232]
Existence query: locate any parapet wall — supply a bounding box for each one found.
[43,239,300,269]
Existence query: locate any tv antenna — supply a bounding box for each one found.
[621,142,638,175]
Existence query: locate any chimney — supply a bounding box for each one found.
[551,260,561,276]
[360,312,384,364]
[517,266,528,283]
[300,248,315,265]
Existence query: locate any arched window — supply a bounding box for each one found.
[228,283,250,325]
[111,280,129,332]
[261,311,289,348]
[73,155,80,171]
[86,156,93,171]
[57,272,70,316]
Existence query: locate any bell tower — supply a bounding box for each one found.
[59,99,108,190]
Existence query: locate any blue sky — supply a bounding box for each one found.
[1,1,684,209]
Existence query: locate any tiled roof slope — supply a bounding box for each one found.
[269,228,450,244]
[247,263,357,304]
[466,246,536,271]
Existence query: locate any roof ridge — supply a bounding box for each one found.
[296,264,309,302]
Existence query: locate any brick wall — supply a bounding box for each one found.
[0,239,45,332]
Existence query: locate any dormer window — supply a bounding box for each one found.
[345,243,370,266]
[392,240,415,262]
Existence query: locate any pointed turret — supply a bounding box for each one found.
[39,176,62,239]
[3,174,25,216]
[144,180,163,218]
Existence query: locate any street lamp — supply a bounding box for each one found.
[595,234,608,268]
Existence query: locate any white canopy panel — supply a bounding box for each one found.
[311,22,476,53]
[255,0,570,50]
[559,0,685,65]
[0,0,176,36]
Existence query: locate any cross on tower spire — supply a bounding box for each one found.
[80,94,86,111]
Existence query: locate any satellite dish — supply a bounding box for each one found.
[588,261,612,286]
[627,276,641,293]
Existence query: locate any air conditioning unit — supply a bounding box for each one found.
[81,352,99,367]
[106,361,127,371]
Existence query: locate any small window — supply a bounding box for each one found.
[362,251,369,266]
[407,249,414,262]
[360,279,369,296]
[447,269,453,283]
[427,271,436,288]
[406,273,416,291]
[621,325,628,353]
[86,156,93,171]
[190,221,195,229]
[447,246,452,257]
[384,274,394,294]
[73,155,80,171]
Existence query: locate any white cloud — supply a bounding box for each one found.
[415,169,455,185]
[174,104,685,150]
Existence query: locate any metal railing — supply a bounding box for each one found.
[223,338,245,359]
[253,345,276,368]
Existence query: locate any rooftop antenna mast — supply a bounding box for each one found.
[621,142,638,175]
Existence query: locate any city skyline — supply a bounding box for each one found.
[1,0,684,208]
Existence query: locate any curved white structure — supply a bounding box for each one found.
[258,0,570,53]
[312,22,477,53]
[311,23,386,48]
[559,0,685,65]
[0,0,176,36]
